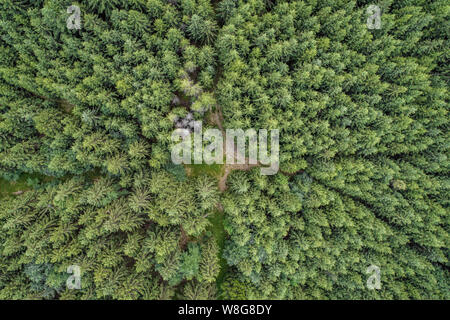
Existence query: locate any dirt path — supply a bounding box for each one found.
[209,108,225,133]
[209,108,260,192]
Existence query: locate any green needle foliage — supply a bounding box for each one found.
[0,0,448,300]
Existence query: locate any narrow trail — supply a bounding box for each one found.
[209,108,260,192]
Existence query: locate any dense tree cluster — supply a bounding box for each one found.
[215,0,448,299]
[0,0,448,299]
[0,173,221,299]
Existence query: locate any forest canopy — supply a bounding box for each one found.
[0,0,448,300]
